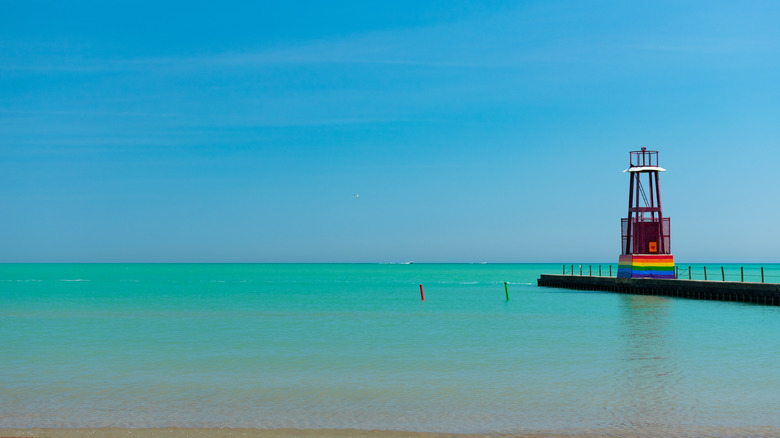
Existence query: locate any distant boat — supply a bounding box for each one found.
[401,261,414,265]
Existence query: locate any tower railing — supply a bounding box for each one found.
[629,149,659,167]
[621,217,671,255]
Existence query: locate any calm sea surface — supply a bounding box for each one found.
[1,263,779,435]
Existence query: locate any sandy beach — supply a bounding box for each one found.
[0,429,546,438]
[4,428,780,438]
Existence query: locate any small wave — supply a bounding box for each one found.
[59,279,91,282]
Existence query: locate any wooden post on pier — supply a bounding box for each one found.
[688,266,691,280]
[563,264,565,275]
[571,265,574,276]
[704,266,708,281]
[722,266,725,281]
[761,267,765,283]
[589,265,592,276]
[609,265,612,277]
[599,265,602,276]
[741,266,744,282]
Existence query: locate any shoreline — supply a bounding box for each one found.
[4,427,780,438]
[0,429,513,438]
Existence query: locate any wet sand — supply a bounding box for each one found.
[1,430,500,438]
[3,428,780,438]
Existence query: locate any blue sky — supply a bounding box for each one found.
[1,0,779,262]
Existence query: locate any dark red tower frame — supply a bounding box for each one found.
[621,148,671,255]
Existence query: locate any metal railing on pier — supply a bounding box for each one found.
[562,264,617,277]
[562,264,779,284]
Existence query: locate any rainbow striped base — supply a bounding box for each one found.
[618,254,675,279]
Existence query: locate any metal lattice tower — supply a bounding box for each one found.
[621,147,671,255]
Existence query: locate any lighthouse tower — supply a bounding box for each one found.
[618,148,675,279]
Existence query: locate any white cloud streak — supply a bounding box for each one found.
[6,3,776,76]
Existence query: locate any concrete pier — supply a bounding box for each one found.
[537,274,780,306]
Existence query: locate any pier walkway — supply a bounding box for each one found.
[537,274,780,306]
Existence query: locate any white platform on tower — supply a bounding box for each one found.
[623,166,666,172]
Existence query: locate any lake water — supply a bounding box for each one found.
[1,263,779,436]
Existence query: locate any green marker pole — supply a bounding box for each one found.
[504,282,509,300]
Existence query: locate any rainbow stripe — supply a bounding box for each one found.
[618,254,675,279]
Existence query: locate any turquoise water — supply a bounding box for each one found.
[1,263,779,434]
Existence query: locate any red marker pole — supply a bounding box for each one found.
[420,284,425,301]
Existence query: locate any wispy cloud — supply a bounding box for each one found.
[0,7,542,74]
[0,108,183,117]
[3,3,777,75]
[626,35,779,55]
